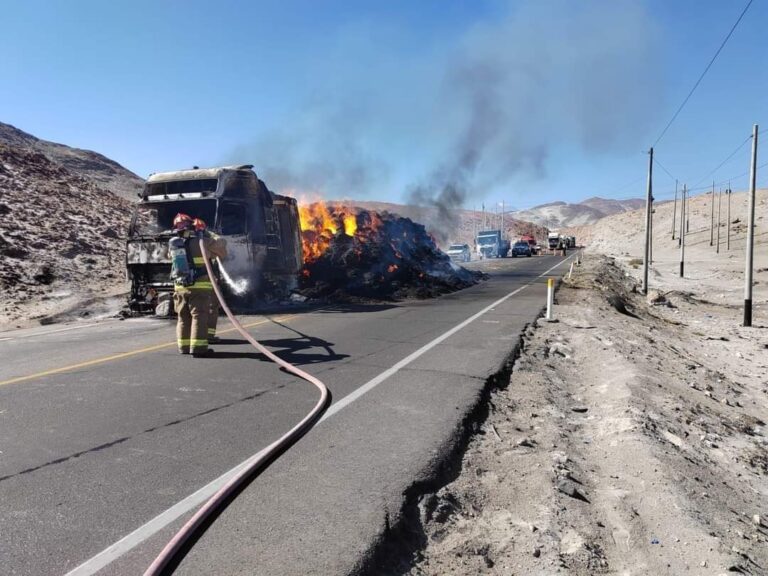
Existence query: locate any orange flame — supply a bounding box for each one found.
[299,201,360,263]
[387,264,398,273]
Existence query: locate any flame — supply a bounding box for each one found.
[343,214,357,236]
[298,201,360,263]
[387,264,398,274]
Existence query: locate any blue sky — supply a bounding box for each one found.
[1,0,766,209]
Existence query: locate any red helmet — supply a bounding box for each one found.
[173,213,194,231]
[193,218,207,232]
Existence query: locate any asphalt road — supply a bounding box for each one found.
[0,253,575,576]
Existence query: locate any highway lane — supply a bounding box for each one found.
[0,254,574,575]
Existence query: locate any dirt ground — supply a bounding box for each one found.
[402,193,768,575]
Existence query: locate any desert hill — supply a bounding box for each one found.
[0,122,144,201]
[0,144,133,327]
[508,196,645,229]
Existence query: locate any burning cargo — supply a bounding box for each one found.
[297,203,482,301]
[126,165,302,314]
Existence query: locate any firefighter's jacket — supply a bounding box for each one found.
[174,234,228,294]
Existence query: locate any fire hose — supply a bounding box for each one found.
[143,239,331,576]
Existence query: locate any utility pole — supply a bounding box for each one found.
[679,183,686,253]
[680,184,686,277]
[716,188,722,254]
[672,180,678,240]
[710,181,715,246]
[642,147,653,295]
[744,124,758,327]
[650,198,654,264]
[501,201,504,236]
[726,185,731,250]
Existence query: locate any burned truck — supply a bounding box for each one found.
[126,165,303,315]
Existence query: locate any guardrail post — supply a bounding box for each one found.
[546,278,554,320]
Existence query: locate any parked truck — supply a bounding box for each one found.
[126,165,303,315]
[547,231,560,250]
[475,230,510,259]
[520,234,540,254]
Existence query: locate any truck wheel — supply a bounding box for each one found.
[154,295,173,318]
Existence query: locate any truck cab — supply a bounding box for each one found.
[475,230,510,259]
[126,165,302,314]
[547,231,560,250]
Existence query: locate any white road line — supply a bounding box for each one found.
[64,254,576,576]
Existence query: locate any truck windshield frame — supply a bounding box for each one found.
[477,236,497,246]
[130,199,217,236]
[144,178,219,197]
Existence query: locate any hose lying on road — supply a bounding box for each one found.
[143,240,331,576]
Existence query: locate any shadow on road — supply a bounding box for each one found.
[211,325,349,365]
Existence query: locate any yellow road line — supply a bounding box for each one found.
[0,316,295,388]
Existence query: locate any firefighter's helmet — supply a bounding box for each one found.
[173,213,195,231]
[193,218,207,232]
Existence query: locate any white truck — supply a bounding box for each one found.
[547,231,560,251]
[475,230,510,259]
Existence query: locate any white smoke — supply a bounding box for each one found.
[218,261,249,295]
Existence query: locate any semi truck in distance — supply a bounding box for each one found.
[547,231,560,250]
[475,230,510,259]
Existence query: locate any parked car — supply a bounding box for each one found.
[446,243,472,262]
[511,241,533,257]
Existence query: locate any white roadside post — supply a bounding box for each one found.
[568,262,574,279]
[546,277,555,320]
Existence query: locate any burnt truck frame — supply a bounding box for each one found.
[126,165,303,315]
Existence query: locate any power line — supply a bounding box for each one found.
[652,0,753,147]
[686,158,768,193]
[690,134,752,188]
[653,156,677,182]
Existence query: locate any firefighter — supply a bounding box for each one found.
[171,213,227,357]
[193,217,224,343]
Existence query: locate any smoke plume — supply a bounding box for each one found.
[227,0,660,240]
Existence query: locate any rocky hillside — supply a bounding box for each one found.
[0,122,144,201]
[509,196,645,228]
[0,145,133,327]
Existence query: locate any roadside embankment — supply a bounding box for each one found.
[395,254,767,575]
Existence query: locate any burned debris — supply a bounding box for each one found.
[297,203,483,301]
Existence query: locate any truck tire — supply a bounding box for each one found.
[154,294,173,318]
